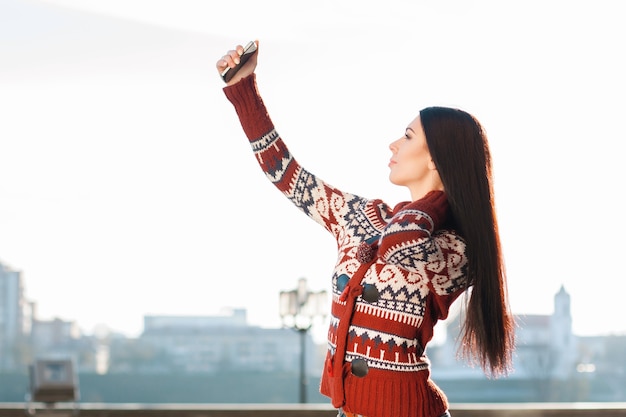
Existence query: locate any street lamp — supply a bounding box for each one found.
[279,277,327,404]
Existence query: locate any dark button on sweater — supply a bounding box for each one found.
[351,358,369,377]
[362,283,379,303]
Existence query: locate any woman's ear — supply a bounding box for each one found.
[428,159,437,171]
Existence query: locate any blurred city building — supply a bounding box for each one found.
[106,309,320,375]
[0,261,31,371]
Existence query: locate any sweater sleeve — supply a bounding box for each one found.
[379,191,468,295]
[378,191,449,259]
[223,74,371,239]
[223,74,274,142]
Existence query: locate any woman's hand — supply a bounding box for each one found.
[216,40,259,86]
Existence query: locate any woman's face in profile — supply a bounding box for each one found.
[388,116,442,199]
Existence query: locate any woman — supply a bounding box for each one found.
[217,41,514,417]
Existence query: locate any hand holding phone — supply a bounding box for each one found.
[219,41,258,83]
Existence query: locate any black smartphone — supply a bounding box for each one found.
[221,41,257,83]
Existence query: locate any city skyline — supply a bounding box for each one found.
[0,259,614,346]
[1,0,625,339]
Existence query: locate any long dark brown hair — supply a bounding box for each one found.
[420,106,514,377]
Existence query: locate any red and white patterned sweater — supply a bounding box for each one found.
[224,74,468,417]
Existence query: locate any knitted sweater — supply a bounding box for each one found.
[224,74,469,417]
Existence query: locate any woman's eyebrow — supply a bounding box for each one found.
[406,127,415,133]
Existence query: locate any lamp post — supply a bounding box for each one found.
[279,277,327,404]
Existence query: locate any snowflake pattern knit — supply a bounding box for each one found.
[224,74,468,417]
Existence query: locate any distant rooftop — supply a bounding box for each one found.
[143,308,248,331]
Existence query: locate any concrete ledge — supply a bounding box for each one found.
[1,402,625,417]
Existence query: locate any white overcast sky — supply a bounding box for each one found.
[1,0,624,341]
